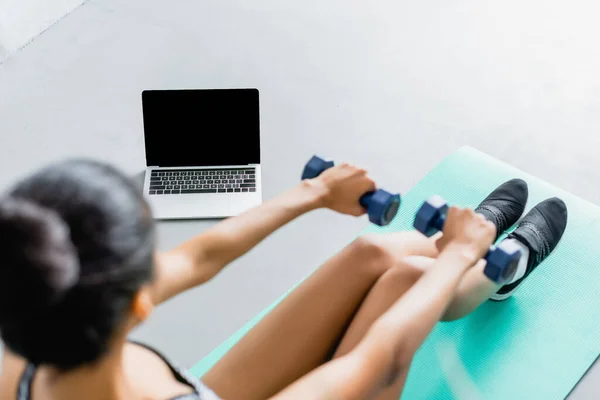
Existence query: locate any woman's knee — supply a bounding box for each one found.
[357,232,437,262]
[346,232,436,278]
[347,235,396,275]
[377,261,423,291]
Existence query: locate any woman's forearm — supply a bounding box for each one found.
[175,179,328,277]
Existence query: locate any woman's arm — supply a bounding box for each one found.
[271,208,495,400]
[152,164,376,304]
[0,350,27,399]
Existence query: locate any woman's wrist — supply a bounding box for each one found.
[299,178,331,210]
[438,243,481,270]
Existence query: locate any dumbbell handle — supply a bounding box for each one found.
[302,155,401,226]
[303,158,376,209]
[428,210,520,284]
[359,192,375,209]
[431,213,494,253]
[431,213,446,232]
[430,212,497,259]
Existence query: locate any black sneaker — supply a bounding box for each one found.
[475,179,529,241]
[490,197,568,301]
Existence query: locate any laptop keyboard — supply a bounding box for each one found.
[149,168,256,195]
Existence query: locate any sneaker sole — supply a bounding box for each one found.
[489,284,521,301]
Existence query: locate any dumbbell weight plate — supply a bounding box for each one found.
[376,191,401,226]
[301,156,334,180]
[484,240,522,284]
[413,195,448,237]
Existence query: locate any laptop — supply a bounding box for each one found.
[141,88,262,219]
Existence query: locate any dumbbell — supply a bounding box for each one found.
[413,195,521,285]
[301,155,401,226]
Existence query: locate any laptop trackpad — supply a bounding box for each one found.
[150,194,230,219]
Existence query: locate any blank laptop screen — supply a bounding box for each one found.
[142,89,260,167]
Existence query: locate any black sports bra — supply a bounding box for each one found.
[16,341,221,400]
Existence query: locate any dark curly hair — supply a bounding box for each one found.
[0,159,155,370]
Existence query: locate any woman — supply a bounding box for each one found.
[0,159,566,399]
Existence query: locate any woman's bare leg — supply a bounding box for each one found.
[203,232,438,400]
[330,256,502,400]
[394,256,502,321]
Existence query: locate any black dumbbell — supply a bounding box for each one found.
[302,155,401,226]
[413,195,521,284]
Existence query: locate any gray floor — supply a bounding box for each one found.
[0,0,85,63]
[1,0,599,397]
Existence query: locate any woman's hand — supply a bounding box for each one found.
[311,163,376,216]
[435,207,496,265]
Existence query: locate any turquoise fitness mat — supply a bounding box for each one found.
[190,146,600,399]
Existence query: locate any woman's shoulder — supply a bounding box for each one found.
[128,342,222,400]
[0,350,27,400]
[126,341,211,399]
[1,343,210,400]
